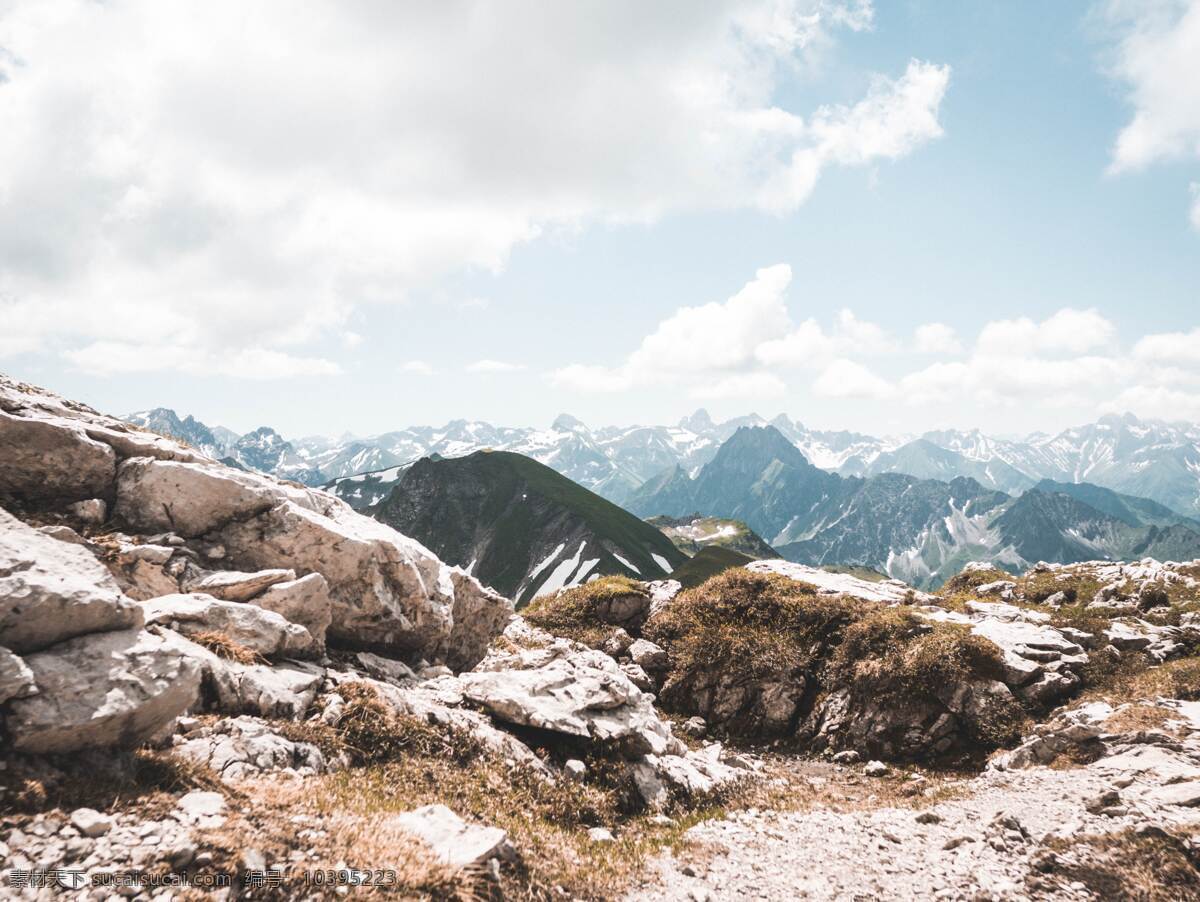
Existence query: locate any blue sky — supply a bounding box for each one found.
[1,1,1198,438]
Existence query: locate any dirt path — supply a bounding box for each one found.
[630,723,1200,901]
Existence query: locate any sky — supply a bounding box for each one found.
[1,0,1199,439]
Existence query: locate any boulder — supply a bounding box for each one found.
[0,645,36,705]
[390,805,510,870]
[0,507,141,653]
[251,573,333,649]
[630,744,747,809]
[174,715,331,782]
[66,498,107,526]
[0,410,116,503]
[114,458,281,537]
[185,568,296,602]
[6,627,201,753]
[142,593,314,657]
[218,495,510,663]
[629,638,669,671]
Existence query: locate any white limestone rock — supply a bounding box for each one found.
[0,507,141,653]
[6,627,201,753]
[252,573,333,650]
[142,593,314,657]
[460,628,681,757]
[184,568,297,602]
[390,804,511,870]
[0,645,36,705]
[0,410,116,503]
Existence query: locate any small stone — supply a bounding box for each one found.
[831,750,859,765]
[915,811,942,824]
[69,809,113,838]
[241,848,267,872]
[680,716,707,738]
[943,835,973,850]
[563,759,587,782]
[587,827,615,843]
[1085,789,1121,814]
[863,760,888,777]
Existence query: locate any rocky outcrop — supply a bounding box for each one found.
[0,375,511,668]
[460,622,679,758]
[0,508,141,652]
[142,593,315,657]
[6,627,201,753]
[745,560,933,604]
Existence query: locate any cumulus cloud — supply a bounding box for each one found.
[913,322,962,355]
[468,359,526,373]
[63,343,341,379]
[1133,327,1200,365]
[1103,0,1200,227]
[812,358,894,399]
[0,0,950,376]
[691,372,788,400]
[400,360,435,376]
[552,263,902,402]
[976,308,1116,356]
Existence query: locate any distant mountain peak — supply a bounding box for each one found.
[552,413,587,432]
[678,408,713,432]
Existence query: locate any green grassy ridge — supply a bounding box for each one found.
[378,451,686,602]
[647,513,779,559]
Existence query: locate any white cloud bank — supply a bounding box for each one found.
[0,0,949,377]
[552,262,1200,419]
[1104,0,1200,229]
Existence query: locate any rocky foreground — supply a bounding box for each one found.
[3,373,1200,899]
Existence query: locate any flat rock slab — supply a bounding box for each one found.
[390,804,508,870]
[186,568,296,602]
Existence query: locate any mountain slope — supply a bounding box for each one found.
[371,451,687,604]
[671,545,758,589]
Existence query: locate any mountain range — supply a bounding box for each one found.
[125,407,1200,519]
[629,425,1200,588]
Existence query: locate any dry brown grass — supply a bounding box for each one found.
[1036,827,1200,901]
[1104,704,1176,735]
[1078,654,1200,706]
[2,748,231,816]
[645,569,1023,753]
[524,575,650,647]
[190,630,263,665]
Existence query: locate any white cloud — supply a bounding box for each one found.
[976,308,1115,355]
[1192,182,1200,229]
[690,372,787,400]
[63,343,341,379]
[1133,327,1200,365]
[400,360,435,376]
[1100,384,1200,421]
[812,358,893,399]
[0,1,950,375]
[468,359,526,374]
[341,331,363,349]
[1103,0,1200,226]
[913,322,962,355]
